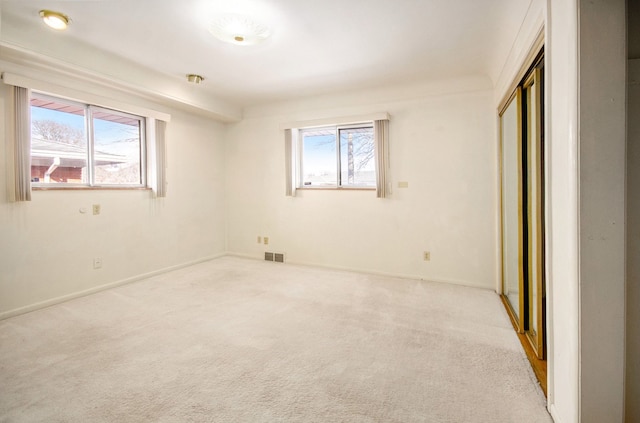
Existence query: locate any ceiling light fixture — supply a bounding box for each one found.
[209,15,271,46]
[186,74,205,84]
[39,10,70,30]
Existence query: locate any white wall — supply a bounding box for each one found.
[225,77,498,289]
[0,85,228,318]
[493,0,545,105]
[577,1,626,421]
[627,58,640,423]
[627,2,640,417]
[545,0,628,422]
[546,1,581,421]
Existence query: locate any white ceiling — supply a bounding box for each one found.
[0,0,531,110]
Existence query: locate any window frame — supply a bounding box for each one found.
[30,92,147,189]
[298,122,376,190]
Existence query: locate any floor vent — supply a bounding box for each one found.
[264,252,285,263]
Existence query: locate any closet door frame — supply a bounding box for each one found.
[523,61,546,359]
[499,88,526,333]
[499,49,546,351]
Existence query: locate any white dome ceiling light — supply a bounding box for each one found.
[39,10,70,30]
[209,15,271,46]
[186,74,205,84]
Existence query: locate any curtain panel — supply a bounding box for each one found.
[374,119,390,198]
[152,119,168,198]
[284,128,296,197]
[10,85,32,202]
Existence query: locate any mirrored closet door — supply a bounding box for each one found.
[499,51,545,360]
[500,88,524,331]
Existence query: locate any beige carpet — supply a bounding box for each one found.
[0,256,552,422]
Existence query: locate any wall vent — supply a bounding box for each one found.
[264,252,285,263]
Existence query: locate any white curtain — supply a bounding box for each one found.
[374,119,390,198]
[284,128,296,197]
[152,119,168,198]
[12,86,31,202]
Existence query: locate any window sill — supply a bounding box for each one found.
[33,186,151,191]
[297,187,375,191]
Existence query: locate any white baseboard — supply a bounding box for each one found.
[547,404,562,423]
[2,252,493,321]
[225,251,493,291]
[547,405,560,423]
[0,253,226,321]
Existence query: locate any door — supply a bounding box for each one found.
[499,52,545,359]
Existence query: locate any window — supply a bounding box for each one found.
[285,115,389,198]
[30,93,145,187]
[299,124,375,188]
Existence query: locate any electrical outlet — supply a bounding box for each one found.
[92,204,101,215]
[263,237,269,245]
[423,251,431,261]
[93,257,102,269]
[257,236,262,244]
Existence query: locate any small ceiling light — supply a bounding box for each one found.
[39,10,70,30]
[186,74,204,84]
[209,14,271,46]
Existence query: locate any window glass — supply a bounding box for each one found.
[301,128,337,187]
[29,93,145,188]
[299,123,375,189]
[339,127,375,187]
[92,108,143,185]
[30,97,87,184]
